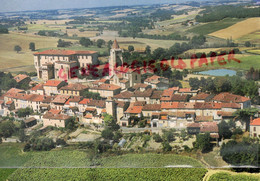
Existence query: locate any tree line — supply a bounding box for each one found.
[196,5,260,22]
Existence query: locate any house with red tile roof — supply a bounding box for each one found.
[30,84,44,95]
[89,83,121,97]
[13,74,31,85]
[250,118,260,138]
[42,112,72,128]
[190,93,214,102]
[43,80,67,95]
[177,88,198,96]
[212,92,251,109]
[113,91,133,102]
[34,49,98,81]
[59,83,88,96]
[144,75,169,90]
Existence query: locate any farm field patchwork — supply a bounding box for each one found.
[187,18,243,36]
[208,172,260,181]
[209,18,260,40]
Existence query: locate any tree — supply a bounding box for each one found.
[101,128,114,140]
[220,138,259,171]
[218,120,232,139]
[103,114,120,131]
[29,42,35,51]
[128,45,134,52]
[96,39,105,48]
[79,37,92,47]
[17,107,33,118]
[0,120,16,138]
[162,141,172,152]
[189,77,200,90]
[162,129,175,142]
[153,133,163,142]
[245,41,251,47]
[65,117,77,130]
[193,133,211,153]
[14,45,22,53]
[233,108,258,132]
[145,45,151,55]
[18,129,27,142]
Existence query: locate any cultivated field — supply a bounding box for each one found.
[209,18,260,40]
[0,32,77,72]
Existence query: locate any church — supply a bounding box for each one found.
[109,39,141,90]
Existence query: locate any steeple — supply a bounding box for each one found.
[112,39,120,49]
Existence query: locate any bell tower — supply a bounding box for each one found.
[109,39,123,77]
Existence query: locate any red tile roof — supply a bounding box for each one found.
[144,75,167,84]
[60,83,88,91]
[13,74,30,83]
[161,102,179,109]
[250,118,260,126]
[221,103,241,109]
[52,95,70,104]
[213,92,250,103]
[6,88,25,94]
[200,122,218,133]
[88,100,105,108]
[31,84,44,91]
[79,98,91,105]
[6,100,13,105]
[132,88,154,97]
[143,104,161,111]
[48,109,61,114]
[194,102,221,109]
[187,122,201,128]
[125,106,143,114]
[34,49,97,55]
[91,83,121,91]
[113,91,133,99]
[44,80,64,87]
[43,112,71,120]
[190,93,211,100]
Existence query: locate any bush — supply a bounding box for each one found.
[101,128,114,140]
[153,134,163,143]
[56,138,66,146]
[162,141,172,152]
[0,120,16,138]
[233,128,243,135]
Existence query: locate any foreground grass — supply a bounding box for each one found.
[208,172,260,181]
[0,169,16,181]
[7,168,208,181]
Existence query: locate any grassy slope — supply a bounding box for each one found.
[187,18,243,36]
[207,171,260,181]
[7,168,208,181]
[0,169,16,181]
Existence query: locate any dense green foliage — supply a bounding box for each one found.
[0,169,16,181]
[196,5,260,22]
[14,45,21,53]
[0,120,16,138]
[79,37,93,47]
[218,120,233,139]
[0,27,9,34]
[81,90,102,100]
[29,42,35,51]
[233,108,258,131]
[209,172,260,181]
[17,107,33,118]
[57,39,72,47]
[220,138,260,168]
[8,168,207,181]
[193,133,212,153]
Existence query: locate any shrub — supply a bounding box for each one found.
[153,134,163,143]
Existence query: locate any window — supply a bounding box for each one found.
[135,75,138,80]
[122,122,126,127]
[254,133,257,137]
[254,127,256,131]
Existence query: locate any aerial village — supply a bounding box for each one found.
[0,39,259,150]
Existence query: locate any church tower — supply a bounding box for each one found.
[105,97,116,120]
[109,39,123,77]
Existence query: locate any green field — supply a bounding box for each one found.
[0,143,203,168]
[0,169,16,181]
[7,168,207,181]
[208,172,260,181]
[187,18,243,36]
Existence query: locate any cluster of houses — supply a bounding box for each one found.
[0,39,259,139]
[0,76,255,139]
